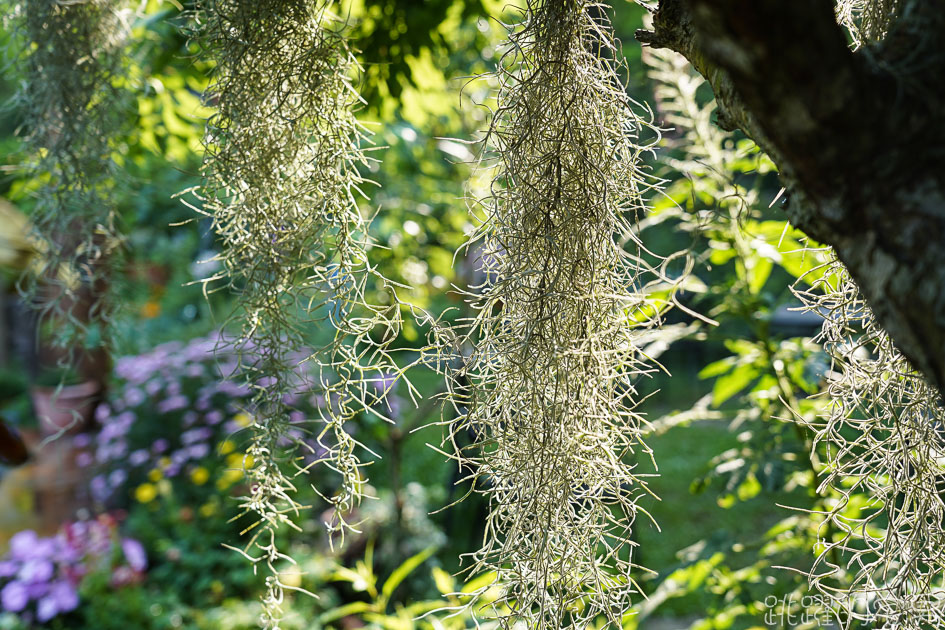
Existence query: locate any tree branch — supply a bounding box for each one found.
[638,0,945,397]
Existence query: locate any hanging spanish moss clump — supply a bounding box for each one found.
[441,1,667,627]
[794,263,945,629]
[787,2,945,626]
[836,0,901,47]
[6,0,131,384]
[194,1,404,625]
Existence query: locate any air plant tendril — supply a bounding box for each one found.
[193,1,408,626]
[436,1,677,627]
[4,0,132,407]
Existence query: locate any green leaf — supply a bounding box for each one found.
[698,356,737,379]
[736,472,761,501]
[709,246,737,266]
[461,571,498,594]
[381,547,436,601]
[404,599,450,616]
[747,257,773,295]
[319,601,374,624]
[712,363,761,406]
[431,566,455,595]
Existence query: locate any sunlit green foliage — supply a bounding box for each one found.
[629,45,837,628]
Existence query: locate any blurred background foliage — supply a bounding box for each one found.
[0,1,862,629]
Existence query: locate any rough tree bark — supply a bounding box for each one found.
[636,0,945,397]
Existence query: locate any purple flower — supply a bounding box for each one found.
[1,581,28,612]
[166,381,182,396]
[186,364,204,377]
[205,410,223,425]
[182,411,198,426]
[18,559,54,584]
[98,423,124,441]
[121,539,147,572]
[90,475,110,502]
[71,433,92,449]
[95,446,111,465]
[129,449,150,466]
[36,598,56,622]
[218,361,239,377]
[95,404,111,423]
[124,387,146,407]
[32,538,57,560]
[217,381,250,397]
[108,469,127,488]
[36,582,77,623]
[145,380,163,396]
[181,427,211,445]
[157,395,188,414]
[152,439,169,454]
[188,443,209,459]
[116,411,136,426]
[76,452,93,468]
[183,338,216,361]
[0,562,17,578]
[24,581,48,599]
[106,440,128,461]
[51,582,79,613]
[8,531,39,560]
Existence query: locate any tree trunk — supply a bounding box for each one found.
[636,0,945,397]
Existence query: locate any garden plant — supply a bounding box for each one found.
[0,1,943,629]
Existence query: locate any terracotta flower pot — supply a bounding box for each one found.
[30,380,101,437]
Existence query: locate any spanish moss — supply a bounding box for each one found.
[6,0,131,396]
[795,262,945,629]
[440,1,670,626]
[836,0,901,47]
[193,1,406,625]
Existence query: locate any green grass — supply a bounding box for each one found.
[634,419,810,616]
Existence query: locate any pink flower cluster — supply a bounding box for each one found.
[0,515,146,624]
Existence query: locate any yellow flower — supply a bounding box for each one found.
[199,502,217,518]
[226,453,248,469]
[216,468,243,491]
[233,412,252,428]
[218,440,235,455]
[135,483,157,504]
[148,468,162,482]
[190,467,210,485]
[158,456,171,469]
